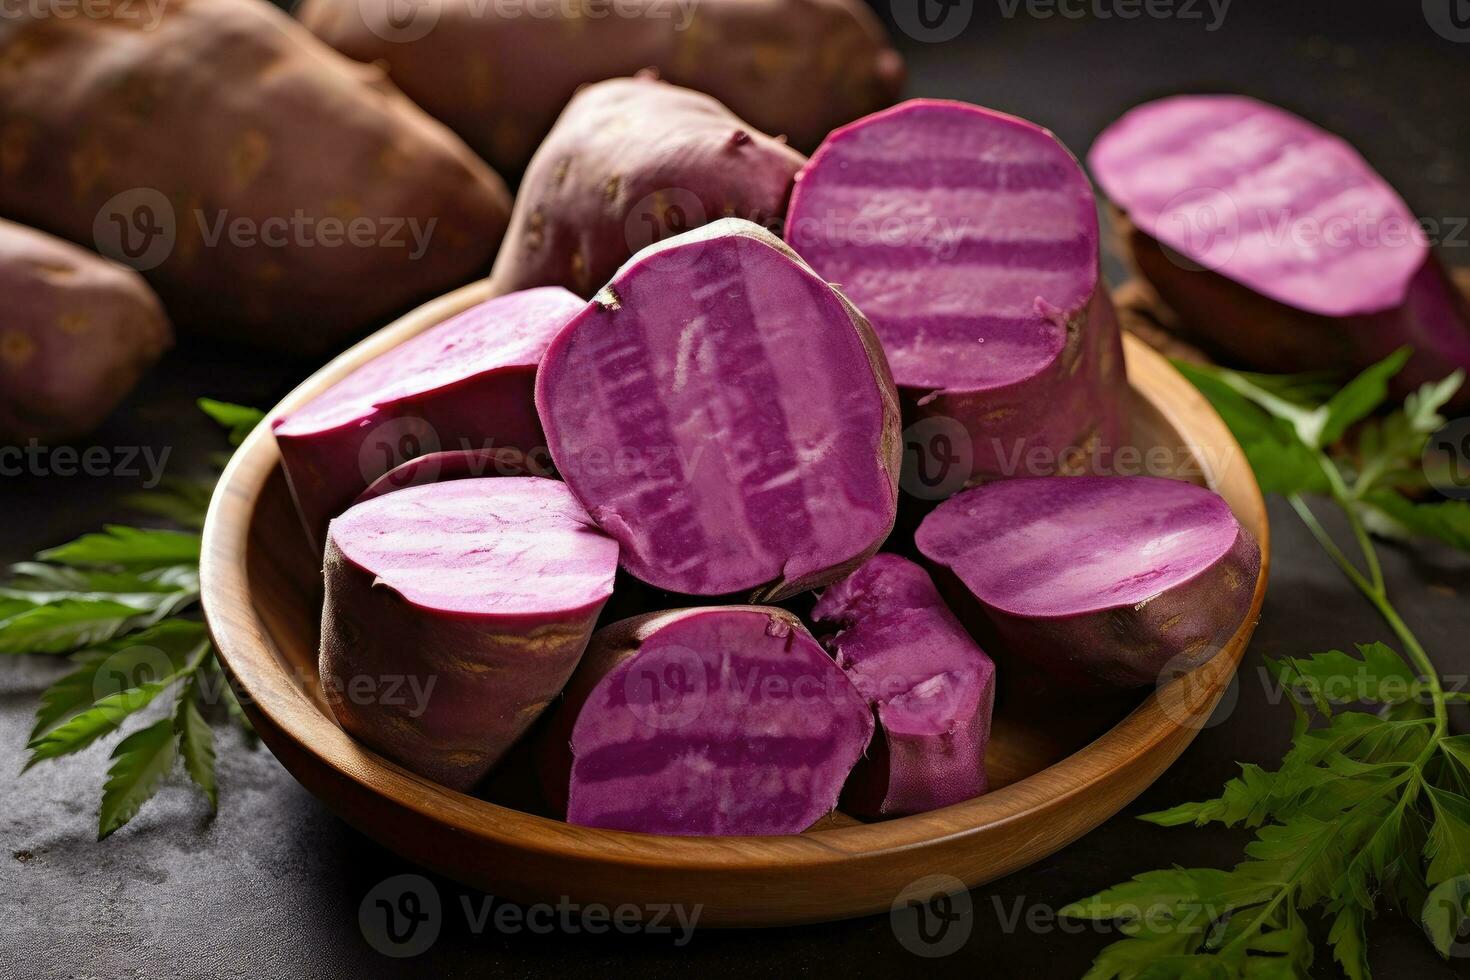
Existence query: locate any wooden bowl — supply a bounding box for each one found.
[201,281,1269,927]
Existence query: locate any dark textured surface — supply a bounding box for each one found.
[4,2,1470,977]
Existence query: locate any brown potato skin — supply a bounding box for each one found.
[0,0,511,355]
[492,77,807,298]
[0,219,171,443]
[1112,209,1470,408]
[296,0,904,176]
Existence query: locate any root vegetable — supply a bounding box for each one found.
[548,606,874,835]
[1089,95,1470,406]
[812,554,996,817]
[490,75,805,299]
[915,476,1259,689]
[786,99,1129,483]
[321,477,618,791]
[0,219,171,442]
[275,286,583,549]
[534,218,901,599]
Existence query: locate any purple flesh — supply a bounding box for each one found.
[915,476,1259,689]
[275,286,584,550]
[560,607,874,836]
[535,218,901,599]
[812,554,995,817]
[786,99,1128,480]
[1089,95,1470,404]
[321,477,618,790]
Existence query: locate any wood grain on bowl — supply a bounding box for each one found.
[200,280,1268,927]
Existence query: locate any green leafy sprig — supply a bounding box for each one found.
[1067,351,1470,978]
[7,400,264,839]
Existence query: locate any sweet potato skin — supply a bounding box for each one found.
[297,0,902,176]
[490,76,806,298]
[1114,211,1470,408]
[320,480,616,791]
[0,219,171,443]
[0,0,510,355]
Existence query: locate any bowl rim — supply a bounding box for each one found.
[201,280,1269,878]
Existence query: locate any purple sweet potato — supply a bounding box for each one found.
[490,75,806,298]
[548,606,873,835]
[321,477,618,790]
[275,286,582,549]
[812,554,996,817]
[535,218,901,599]
[0,219,171,443]
[0,0,511,354]
[786,99,1129,482]
[297,0,903,176]
[1089,95,1470,406]
[915,476,1259,690]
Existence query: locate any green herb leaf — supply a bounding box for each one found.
[1172,362,1328,495]
[1327,904,1370,980]
[1353,371,1464,496]
[38,526,202,569]
[124,476,216,529]
[1360,491,1470,553]
[1268,643,1419,710]
[1425,788,1470,886]
[175,682,217,811]
[97,717,179,840]
[197,399,265,447]
[30,622,209,740]
[1318,348,1411,448]
[24,630,208,768]
[0,599,159,655]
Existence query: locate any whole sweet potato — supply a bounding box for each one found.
[491,75,805,297]
[0,0,511,354]
[297,0,903,177]
[0,218,171,443]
